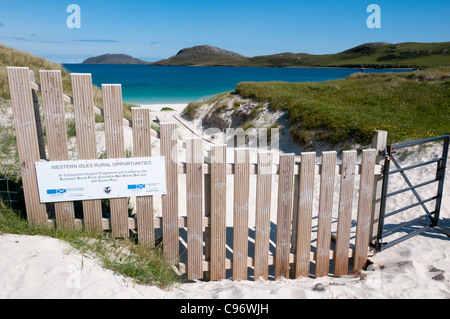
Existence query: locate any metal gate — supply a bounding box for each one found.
[375,134,449,251]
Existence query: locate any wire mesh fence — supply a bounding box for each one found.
[0,176,24,213]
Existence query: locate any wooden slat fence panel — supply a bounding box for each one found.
[233,148,250,281]
[102,84,129,238]
[7,69,383,282]
[7,67,48,225]
[39,70,75,228]
[210,145,227,281]
[254,151,273,280]
[131,107,154,246]
[275,154,295,280]
[160,122,179,264]
[315,151,337,278]
[71,73,103,232]
[334,150,357,276]
[186,138,204,280]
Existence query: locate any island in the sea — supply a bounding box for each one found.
[83,54,148,65]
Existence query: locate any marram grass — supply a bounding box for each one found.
[235,68,450,147]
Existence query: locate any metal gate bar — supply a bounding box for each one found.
[376,134,449,251]
[389,158,442,175]
[381,226,433,251]
[386,179,437,198]
[390,155,433,216]
[384,196,438,219]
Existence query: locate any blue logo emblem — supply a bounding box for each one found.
[127,184,145,190]
[47,189,67,195]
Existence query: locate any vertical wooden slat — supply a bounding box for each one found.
[7,67,47,224]
[254,151,273,280]
[71,73,102,232]
[275,153,295,280]
[160,122,179,264]
[289,169,300,278]
[294,152,316,278]
[28,69,46,160]
[39,70,75,229]
[233,148,250,281]
[102,84,128,238]
[210,145,227,281]
[354,149,377,271]
[131,107,154,246]
[203,172,211,281]
[315,151,337,278]
[370,130,388,245]
[334,150,357,276]
[31,90,46,160]
[186,138,203,280]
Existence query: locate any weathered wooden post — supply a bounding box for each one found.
[370,130,388,247]
[28,70,46,160]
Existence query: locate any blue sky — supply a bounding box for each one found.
[0,0,449,63]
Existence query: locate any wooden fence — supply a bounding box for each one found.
[6,67,383,281]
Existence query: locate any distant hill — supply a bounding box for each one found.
[83,54,148,65]
[152,45,246,66]
[153,42,450,68]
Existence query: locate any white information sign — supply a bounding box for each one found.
[35,157,167,203]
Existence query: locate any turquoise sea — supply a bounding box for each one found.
[62,64,411,104]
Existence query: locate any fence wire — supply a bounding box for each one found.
[0,176,22,213]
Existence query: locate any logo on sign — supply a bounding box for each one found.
[103,186,112,194]
[127,184,146,192]
[47,189,67,195]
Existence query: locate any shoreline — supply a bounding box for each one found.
[65,62,417,71]
[136,103,189,112]
[148,64,417,70]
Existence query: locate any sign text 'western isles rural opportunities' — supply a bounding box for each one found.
[35,157,167,203]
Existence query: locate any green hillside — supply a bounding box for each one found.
[152,45,246,66]
[154,42,450,68]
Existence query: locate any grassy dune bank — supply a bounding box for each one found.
[233,68,449,147]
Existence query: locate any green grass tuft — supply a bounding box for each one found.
[0,203,182,288]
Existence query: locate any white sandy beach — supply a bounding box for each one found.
[0,104,449,299]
